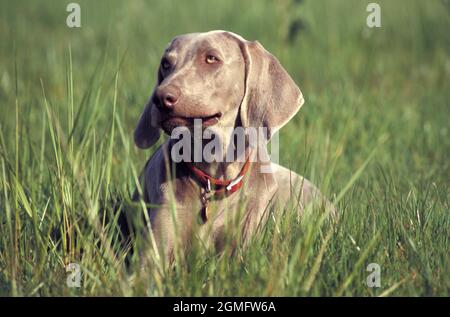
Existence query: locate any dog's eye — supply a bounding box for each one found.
[205,55,220,64]
[161,58,171,70]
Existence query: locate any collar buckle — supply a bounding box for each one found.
[206,179,211,193]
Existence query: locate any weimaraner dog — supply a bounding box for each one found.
[133,30,333,261]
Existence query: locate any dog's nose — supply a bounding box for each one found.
[155,87,180,111]
[163,93,178,108]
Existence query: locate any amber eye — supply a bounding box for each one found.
[161,58,171,70]
[205,55,220,64]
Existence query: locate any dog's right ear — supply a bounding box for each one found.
[134,54,168,149]
[134,90,161,149]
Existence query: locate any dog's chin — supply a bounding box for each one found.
[161,113,221,135]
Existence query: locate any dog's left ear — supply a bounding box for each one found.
[238,39,305,140]
[134,90,161,149]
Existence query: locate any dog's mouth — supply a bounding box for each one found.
[161,113,222,133]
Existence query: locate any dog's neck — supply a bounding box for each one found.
[167,128,255,181]
[191,133,252,181]
[190,150,253,181]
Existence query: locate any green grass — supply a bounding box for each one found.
[0,0,449,296]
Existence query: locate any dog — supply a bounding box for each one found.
[133,30,333,261]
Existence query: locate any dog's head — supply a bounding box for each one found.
[134,30,304,149]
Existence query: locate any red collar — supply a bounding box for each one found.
[185,157,252,222]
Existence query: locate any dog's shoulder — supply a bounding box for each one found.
[132,142,168,202]
[270,162,335,214]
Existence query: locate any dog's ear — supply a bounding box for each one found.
[134,89,161,149]
[238,39,304,140]
[134,57,167,149]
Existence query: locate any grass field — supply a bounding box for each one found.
[0,0,448,296]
